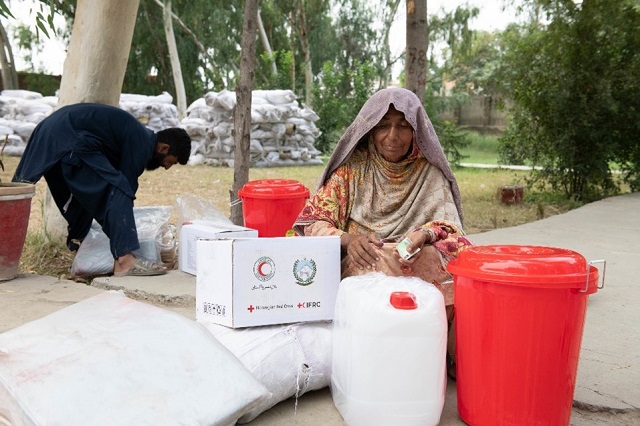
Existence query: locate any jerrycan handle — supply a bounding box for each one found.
[582,259,606,292]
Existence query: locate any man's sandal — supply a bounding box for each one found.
[114,258,167,277]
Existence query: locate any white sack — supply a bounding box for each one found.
[0,89,42,100]
[120,92,173,104]
[0,291,271,426]
[200,321,333,423]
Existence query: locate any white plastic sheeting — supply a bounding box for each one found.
[0,291,271,426]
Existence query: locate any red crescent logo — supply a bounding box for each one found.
[257,261,268,276]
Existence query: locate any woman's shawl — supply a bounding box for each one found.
[316,87,463,224]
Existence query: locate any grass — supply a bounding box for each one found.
[458,131,501,164]
[1,139,580,280]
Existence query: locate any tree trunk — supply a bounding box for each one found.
[257,8,277,78]
[152,0,226,73]
[163,0,187,119]
[381,0,402,87]
[289,11,296,91]
[0,20,18,90]
[58,0,140,107]
[294,0,313,106]
[230,0,259,226]
[405,0,427,103]
[46,0,140,242]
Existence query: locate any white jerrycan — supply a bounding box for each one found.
[331,272,447,426]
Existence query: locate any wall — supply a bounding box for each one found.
[439,95,510,134]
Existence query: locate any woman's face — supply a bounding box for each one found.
[370,106,414,163]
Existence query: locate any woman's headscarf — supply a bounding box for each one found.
[319,87,464,224]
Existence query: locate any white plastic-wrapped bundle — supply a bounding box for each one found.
[119,91,180,131]
[200,320,332,424]
[0,291,271,425]
[253,89,297,105]
[0,89,42,100]
[182,89,323,167]
[0,93,57,154]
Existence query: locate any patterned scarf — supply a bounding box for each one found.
[314,87,464,225]
[294,87,463,240]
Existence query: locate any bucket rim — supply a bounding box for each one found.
[0,182,36,198]
[239,178,309,199]
[447,244,599,291]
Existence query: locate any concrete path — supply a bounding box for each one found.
[1,192,639,424]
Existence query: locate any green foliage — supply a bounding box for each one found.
[498,0,640,201]
[311,60,377,154]
[0,1,13,20]
[427,5,480,93]
[256,50,295,91]
[3,0,60,38]
[20,72,60,96]
[450,30,504,95]
[435,119,471,165]
[122,0,226,103]
[423,92,473,166]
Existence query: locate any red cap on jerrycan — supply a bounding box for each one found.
[389,291,417,309]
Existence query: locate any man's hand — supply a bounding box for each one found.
[341,233,383,270]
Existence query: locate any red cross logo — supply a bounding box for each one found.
[297,302,303,309]
[247,305,255,313]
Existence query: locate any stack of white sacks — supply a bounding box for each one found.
[183,89,323,167]
[0,90,56,156]
[119,92,181,132]
[0,89,323,168]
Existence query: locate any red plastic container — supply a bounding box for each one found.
[238,179,309,237]
[447,245,600,426]
[0,183,35,281]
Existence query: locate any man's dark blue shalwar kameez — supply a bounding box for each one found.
[13,103,156,259]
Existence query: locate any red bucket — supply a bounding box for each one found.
[447,245,600,426]
[0,183,35,281]
[238,179,309,237]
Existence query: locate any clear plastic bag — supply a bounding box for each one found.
[175,193,232,230]
[70,206,173,277]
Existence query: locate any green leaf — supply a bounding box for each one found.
[0,1,14,19]
[36,12,51,39]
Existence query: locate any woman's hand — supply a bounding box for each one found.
[396,226,450,266]
[341,233,383,270]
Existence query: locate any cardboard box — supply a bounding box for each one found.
[196,236,341,328]
[179,222,258,275]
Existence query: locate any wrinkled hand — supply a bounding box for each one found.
[341,233,383,270]
[396,226,450,266]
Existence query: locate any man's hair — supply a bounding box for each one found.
[157,128,191,165]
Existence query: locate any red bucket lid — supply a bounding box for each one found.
[238,179,310,199]
[447,245,598,291]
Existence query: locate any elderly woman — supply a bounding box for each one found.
[293,87,472,377]
[294,87,471,290]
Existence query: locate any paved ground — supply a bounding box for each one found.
[1,192,639,424]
